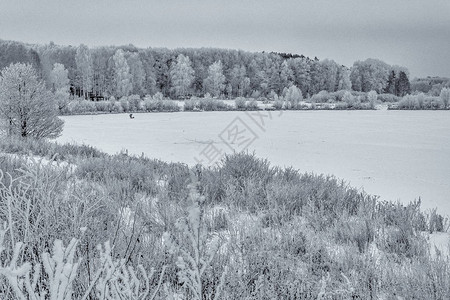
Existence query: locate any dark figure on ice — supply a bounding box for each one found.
[129,113,134,119]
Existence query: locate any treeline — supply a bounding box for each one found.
[1,39,414,100]
[410,76,450,96]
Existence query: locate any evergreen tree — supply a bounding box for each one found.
[384,70,396,94]
[395,71,410,97]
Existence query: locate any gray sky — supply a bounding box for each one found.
[1,0,449,78]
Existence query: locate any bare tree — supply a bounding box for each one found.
[0,63,64,139]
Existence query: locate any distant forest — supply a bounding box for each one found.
[0,39,448,100]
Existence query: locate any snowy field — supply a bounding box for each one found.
[57,110,450,216]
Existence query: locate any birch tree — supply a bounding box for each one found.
[0,63,64,139]
[204,60,225,97]
[50,63,70,112]
[170,54,194,99]
[113,49,132,98]
[75,44,93,99]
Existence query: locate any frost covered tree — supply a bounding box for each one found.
[284,85,303,109]
[440,87,450,109]
[203,60,225,97]
[113,49,132,98]
[127,52,146,96]
[337,67,352,90]
[75,44,93,99]
[318,59,339,92]
[367,90,377,109]
[49,63,70,93]
[170,54,195,99]
[50,63,70,112]
[230,65,250,97]
[350,59,390,93]
[0,63,64,139]
[280,60,295,90]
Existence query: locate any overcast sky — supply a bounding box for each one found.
[1,0,449,78]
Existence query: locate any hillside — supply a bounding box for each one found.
[0,137,449,299]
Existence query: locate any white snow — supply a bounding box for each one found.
[56,110,450,216]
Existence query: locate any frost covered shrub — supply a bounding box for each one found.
[311,90,332,103]
[183,99,197,111]
[205,153,275,211]
[440,87,450,108]
[119,97,130,112]
[164,183,227,300]
[235,97,246,110]
[0,135,104,160]
[112,100,124,112]
[197,98,229,111]
[162,100,180,112]
[144,98,160,111]
[247,99,259,110]
[220,152,273,188]
[367,90,377,109]
[144,98,179,112]
[94,100,114,112]
[335,102,350,110]
[425,208,447,233]
[397,95,419,109]
[429,96,444,109]
[0,225,166,300]
[284,85,303,109]
[67,99,96,114]
[273,98,284,110]
[397,94,444,110]
[75,155,160,196]
[343,91,362,109]
[382,224,428,258]
[153,91,164,101]
[0,232,81,300]
[2,138,450,299]
[378,93,400,103]
[333,217,376,253]
[128,94,141,111]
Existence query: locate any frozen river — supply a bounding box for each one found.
[57,110,450,215]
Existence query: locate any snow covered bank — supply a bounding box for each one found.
[57,110,450,215]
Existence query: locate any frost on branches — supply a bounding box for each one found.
[164,183,228,300]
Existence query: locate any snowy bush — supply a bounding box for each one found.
[0,229,81,300]
[440,87,450,108]
[183,99,197,111]
[119,97,130,112]
[284,85,303,109]
[273,97,284,110]
[128,94,141,111]
[367,90,377,109]
[247,99,259,110]
[164,183,227,300]
[235,97,246,110]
